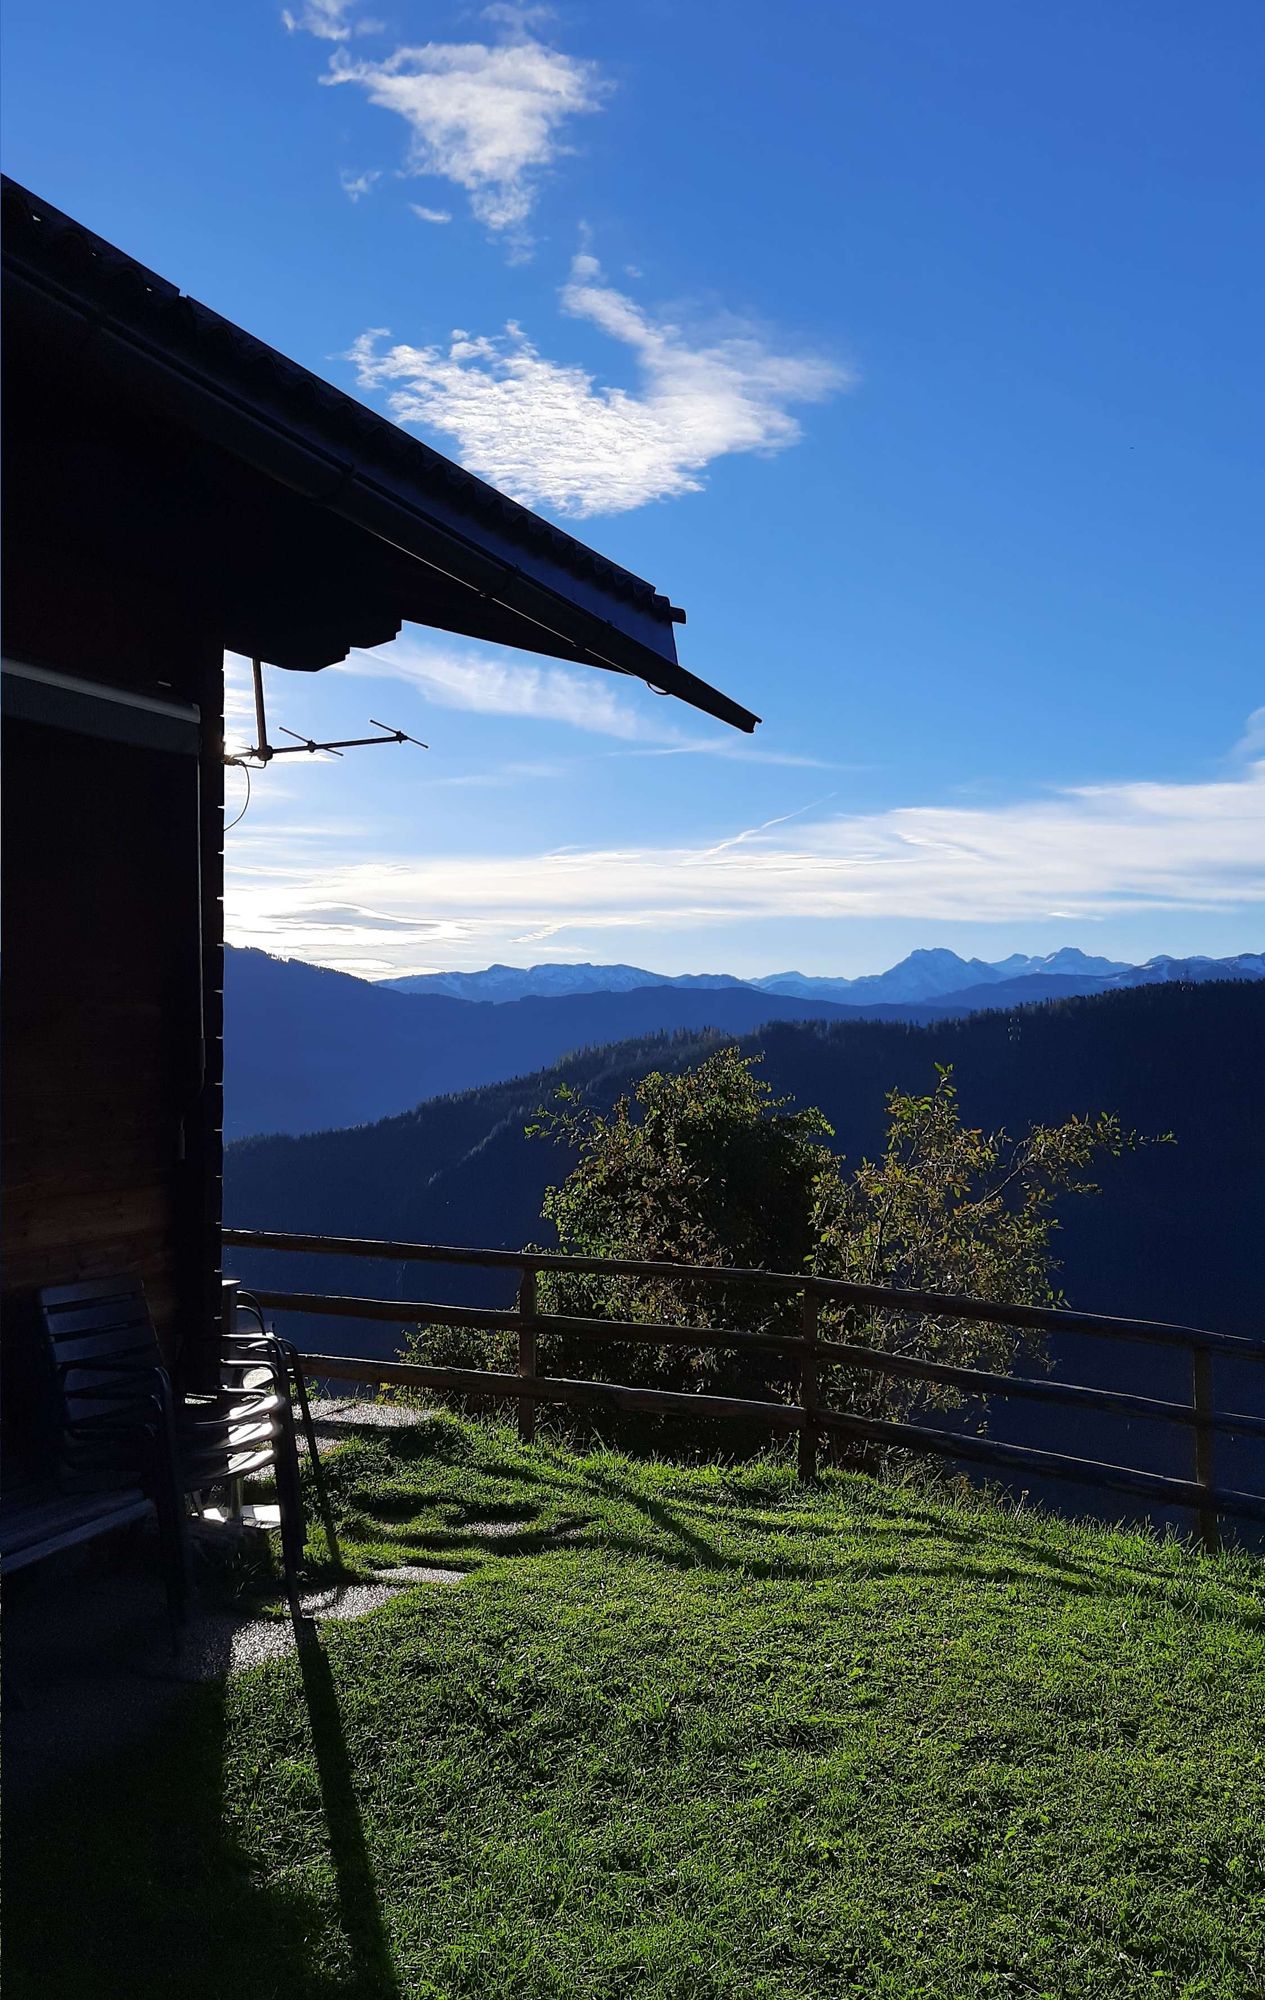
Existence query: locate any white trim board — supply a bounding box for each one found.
[2,656,202,752]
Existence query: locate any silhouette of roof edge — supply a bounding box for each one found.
[1,177,760,733]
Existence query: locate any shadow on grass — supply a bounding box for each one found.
[3,1604,401,2000]
[326,1416,1265,1631]
[581,1464,728,1570]
[294,1616,400,2000]
[2,1685,346,2000]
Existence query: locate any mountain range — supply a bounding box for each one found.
[379,947,1262,1008]
[226,944,1264,1141]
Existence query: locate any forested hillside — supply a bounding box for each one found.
[226,980,1265,1346]
[225,947,869,1139]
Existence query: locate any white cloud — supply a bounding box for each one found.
[226,747,1265,971]
[229,641,820,765]
[335,640,841,764]
[348,254,847,516]
[338,640,685,742]
[224,653,260,739]
[481,4,557,28]
[283,1,380,42]
[632,743,839,769]
[340,167,381,201]
[409,203,453,224]
[1232,706,1265,761]
[323,34,608,243]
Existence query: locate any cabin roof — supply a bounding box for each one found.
[1,177,758,733]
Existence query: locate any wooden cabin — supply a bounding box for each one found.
[0,176,756,1460]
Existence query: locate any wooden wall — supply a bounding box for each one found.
[1,686,224,1464]
[2,721,193,1322]
[1,353,228,1463]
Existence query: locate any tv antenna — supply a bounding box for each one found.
[223,659,428,829]
[226,657,429,766]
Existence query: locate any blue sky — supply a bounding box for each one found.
[4,0,1262,977]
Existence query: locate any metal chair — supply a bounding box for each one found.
[39,1276,309,1618]
[36,1277,190,1643]
[229,1292,342,1578]
[181,1315,308,1607]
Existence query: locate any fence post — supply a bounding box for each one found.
[798,1288,819,1484]
[518,1264,538,1446]
[1191,1345,1219,1554]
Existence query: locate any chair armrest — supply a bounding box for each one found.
[64,1414,160,1445]
[61,1383,169,1428]
[53,1356,165,1378]
[222,1338,287,1373]
[53,1356,177,1403]
[177,1409,278,1441]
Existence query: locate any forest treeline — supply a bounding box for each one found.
[226,980,1265,1347]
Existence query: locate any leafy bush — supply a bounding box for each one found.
[399,1048,1159,1451]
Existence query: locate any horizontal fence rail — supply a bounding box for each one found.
[223,1227,1265,1545]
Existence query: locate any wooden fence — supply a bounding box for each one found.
[222,1227,1265,1549]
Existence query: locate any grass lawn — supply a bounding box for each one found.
[6,1413,1265,1999]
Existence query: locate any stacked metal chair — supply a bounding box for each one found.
[38,1276,311,1633]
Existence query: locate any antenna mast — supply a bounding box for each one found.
[229,658,429,765]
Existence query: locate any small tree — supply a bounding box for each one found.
[403,1048,1157,1447]
[811,1064,1157,1432]
[529,1049,837,1400]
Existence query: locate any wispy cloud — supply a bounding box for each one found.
[291,904,424,932]
[409,203,453,225]
[230,642,814,766]
[1232,706,1265,762]
[348,252,847,516]
[283,0,380,42]
[690,795,838,863]
[224,652,260,740]
[628,742,840,770]
[481,4,557,28]
[340,167,381,201]
[338,639,686,741]
[323,30,608,248]
[336,639,837,765]
[226,742,1265,971]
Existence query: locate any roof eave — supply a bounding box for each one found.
[1,178,761,734]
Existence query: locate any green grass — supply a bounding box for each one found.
[6,1414,1265,1999]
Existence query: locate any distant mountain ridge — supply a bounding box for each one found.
[227,945,1265,1141]
[380,946,1262,1009]
[378,962,751,1004]
[744,946,1137,1005]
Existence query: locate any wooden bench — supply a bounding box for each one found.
[0,1481,154,1576]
